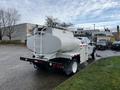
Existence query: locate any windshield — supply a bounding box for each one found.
[97,41,106,45]
[99,39,107,42]
[113,41,120,44]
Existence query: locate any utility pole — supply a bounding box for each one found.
[104,26,106,31]
[93,24,95,30]
[0,22,2,40]
[117,25,119,40]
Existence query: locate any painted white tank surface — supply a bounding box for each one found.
[52,28,81,52]
[27,28,82,55]
[27,33,61,54]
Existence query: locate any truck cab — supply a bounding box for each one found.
[76,36,96,59]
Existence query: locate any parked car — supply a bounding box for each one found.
[96,41,108,50]
[96,39,112,50]
[111,41,120,50]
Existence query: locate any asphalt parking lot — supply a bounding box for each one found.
[96,49,120,60]
[0,45,68,90]
[0,45,120,90]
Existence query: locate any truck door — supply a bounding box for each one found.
[80,44,88,63]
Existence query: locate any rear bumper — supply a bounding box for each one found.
[20,57,64,69]
[20,57,46,63]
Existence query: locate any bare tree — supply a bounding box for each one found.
[6,8,20,40]
[45,16,59,27]
[0,10,2,40]
[0,9,8,40]
[59,22,73,27]
[45,16,73,28]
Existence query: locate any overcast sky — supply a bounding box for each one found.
[0,0,120,30]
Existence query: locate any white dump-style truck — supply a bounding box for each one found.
[20,26,96,75]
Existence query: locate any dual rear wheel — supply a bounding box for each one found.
[64,60,78,75]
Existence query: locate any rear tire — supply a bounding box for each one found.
[64,60,78,75]
[33,63,44,70]
[72,61,78,73]
[34,64,40,70]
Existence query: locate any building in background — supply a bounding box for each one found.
[93,31,114,42]
[112,25,120,41]
[2,23,37,43]
[73,28,100,41]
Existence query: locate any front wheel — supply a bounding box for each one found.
[91,47,96,60]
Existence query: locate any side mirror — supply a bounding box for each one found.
[81,41,84,44]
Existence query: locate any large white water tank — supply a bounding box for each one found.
[27,28,81,54]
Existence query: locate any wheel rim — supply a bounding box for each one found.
[72,62,78,73]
